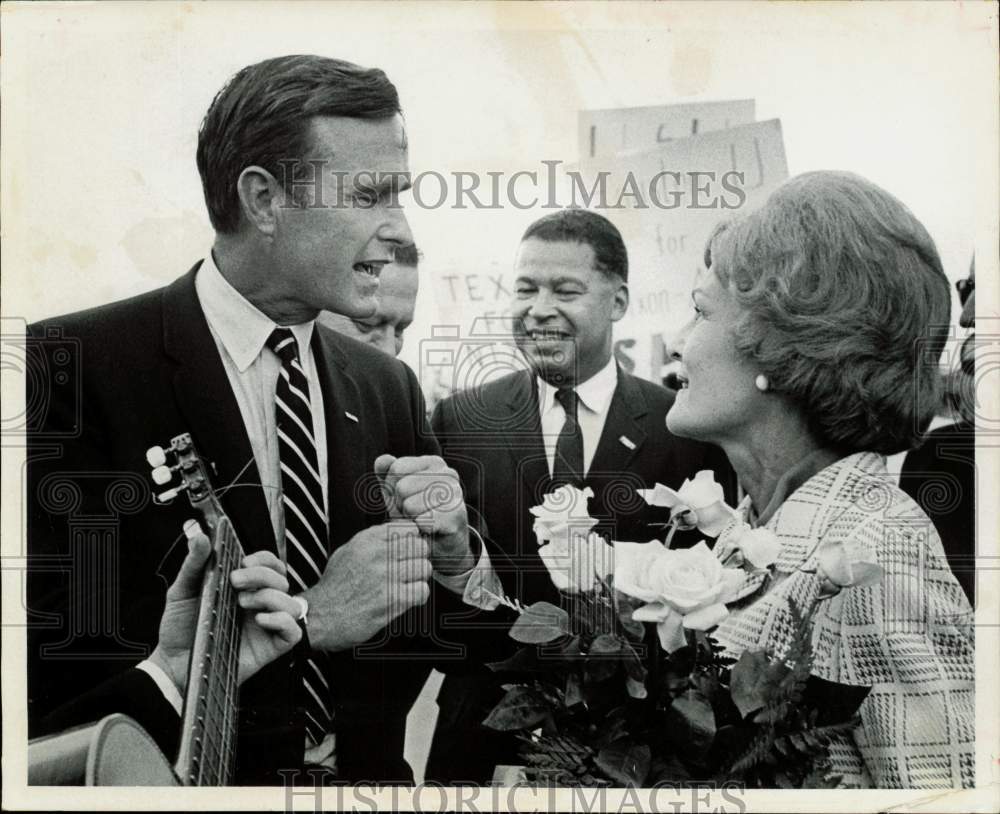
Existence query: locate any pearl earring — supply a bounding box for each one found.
[755,374,769,392]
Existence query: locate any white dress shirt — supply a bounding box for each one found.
[196,252,328,555]
[538,354,619,477]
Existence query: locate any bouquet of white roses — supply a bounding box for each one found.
[483,475,879,788]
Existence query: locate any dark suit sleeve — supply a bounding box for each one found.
[26,321,125,732]
[425,394,520,670]
[26,321,172,748]
[36,668,181,760]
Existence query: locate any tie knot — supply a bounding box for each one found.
[267,327,299,365]
[555,387,578,415]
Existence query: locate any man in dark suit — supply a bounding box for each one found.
[899,257,977,604]
[27,55,494,785]
[424,209,735,784]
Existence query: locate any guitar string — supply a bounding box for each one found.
[165,454,281,785]
[193,524,239,785]
[217,523,241,784]
[206,544,236,785]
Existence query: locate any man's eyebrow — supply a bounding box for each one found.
[352,172,411,196]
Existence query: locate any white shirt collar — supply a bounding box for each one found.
[538,354,619,416]
[195,252,315,372]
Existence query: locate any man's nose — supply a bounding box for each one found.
[378,205,413,249]
[526,289,557,320]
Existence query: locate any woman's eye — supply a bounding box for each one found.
[693,304,705,321]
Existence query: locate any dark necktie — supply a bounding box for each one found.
[552,387,585,487]
[266,327,333,746]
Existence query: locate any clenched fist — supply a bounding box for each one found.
[300,520,433,652]
[375,454,474,576]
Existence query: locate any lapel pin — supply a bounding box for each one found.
[345,411,359,423]
[619,435,636,450]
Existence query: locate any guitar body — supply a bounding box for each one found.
[28,714,179,786]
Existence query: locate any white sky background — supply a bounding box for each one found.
[2,1,997,377]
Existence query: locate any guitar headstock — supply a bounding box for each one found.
[146,433,219,518]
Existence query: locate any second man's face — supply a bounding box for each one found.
[510,238,628,387]
[318,262,418,357]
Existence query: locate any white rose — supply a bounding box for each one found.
[530,485,597,543]
[815,538,883,597]
[614,540,745,652]
[638,471,738,537]
[539,531,614,594]
[718,523,781,569]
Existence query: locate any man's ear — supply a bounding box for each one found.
[610,280,629,322]
[236,166,282,238]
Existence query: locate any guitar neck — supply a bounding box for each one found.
[173,516,244,786]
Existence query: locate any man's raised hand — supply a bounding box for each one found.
[375,454,473,576]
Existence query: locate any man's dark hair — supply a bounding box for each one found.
[521,209,628,282]
[197,55,401,234]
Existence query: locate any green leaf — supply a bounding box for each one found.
[621,640,648,683]
[595,741,651,787]
[509,602,571,644]
[729,649,790,718]
[551,635,583,658]
[487,646,541,673]
[585,634,623,683]
[482,685,551,731]
[565,672,584,708]
[614,590,646,639]
[667,690,717,760]
[590,633,624,656]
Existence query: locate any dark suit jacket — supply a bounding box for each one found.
[424,367,736,783]
[26,264,480,784]
[899,421,976,604]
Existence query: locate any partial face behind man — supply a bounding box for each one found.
[511,237,628,387]
[318,257,418,356]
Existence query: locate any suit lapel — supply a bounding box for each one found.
[162,265,276,555]
[503,370,551,505]
[312,331,376,549]
[588,369,647,479]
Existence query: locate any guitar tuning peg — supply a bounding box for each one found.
[151,465,173,486]
[155,487,180,504]
[146,446,167,467]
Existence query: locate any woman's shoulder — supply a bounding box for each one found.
[775,451,931,534]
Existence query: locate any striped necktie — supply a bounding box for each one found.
[266,327,333,746]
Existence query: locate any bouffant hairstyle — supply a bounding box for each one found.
[522,209,629,282]
[704,171,951,455]
[197,55,401,234]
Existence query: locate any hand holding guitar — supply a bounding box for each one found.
[149,522,302,695]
